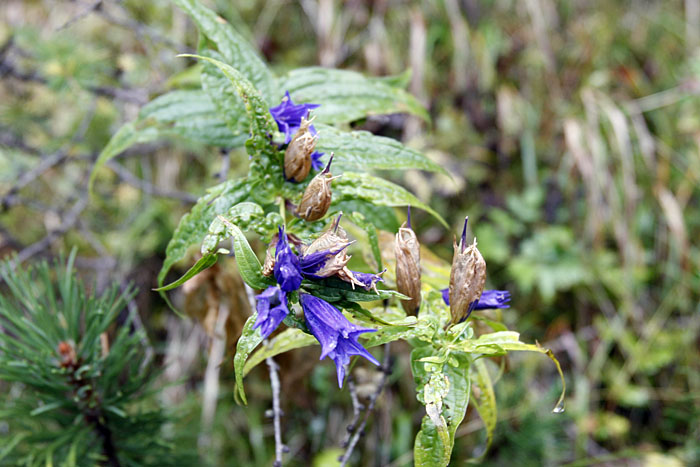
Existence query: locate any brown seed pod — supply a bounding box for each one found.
[449,217,486,325]
[298,154,337,222]
[262,235,279,277]
[301,214,353,277]
[394,208,421,315]
[284,116,316,182]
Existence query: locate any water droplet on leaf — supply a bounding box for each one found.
[552,401,565,414]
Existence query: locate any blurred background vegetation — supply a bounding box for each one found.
[1,0,698,465]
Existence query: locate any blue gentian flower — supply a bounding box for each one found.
[310,151,325,171]
[441,288,511,309]
[254,286,290,339]
[300,293,379,387]
[274,226,303,292]
[269,91,321,144]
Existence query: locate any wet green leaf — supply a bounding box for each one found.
[234,313,264,404]
[301,277,407,303]
[412,347,471,466]
[243,329,316,377]
[468,358,497,462]
[457,331,566,412]
[157,178,249,288]
[140,89,246,147]
[213,215,274,290]
[178,54,275,142]
[154,253,217,292]
[315,124,447,175]
[333,172,448,228]
[200,50,249,144]
[279,67,429,123]
[172,0,274,100]
[201,202,264,254]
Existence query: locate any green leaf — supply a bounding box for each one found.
[333,172,448,228]
[88,121,162,195]
[89,90,246,195]
[348,211,382,270]
[234,313,264,404]
[140,89,246,147]
[279,67,429,124]
[201,202,264,255]
[172,0,274,100]
[468,358,497,462]
[331,200,399,232]
[361,320,417,347]
[301,277,407,303]
[243,329,317,377]
[157,178,249,288]
[154,254,218,292]
[316,124,447,175]
[178,54,276,160]
[412,347,471,466]
[200,50,249,143]
[457,331,566,412]
[214,215,274,290]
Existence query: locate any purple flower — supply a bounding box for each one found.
[441,288,511,310]
[254,286,290,339]
[300,293,379,387]
[311,151,325,171]
[269,91,320,144]
[274,226,303,292]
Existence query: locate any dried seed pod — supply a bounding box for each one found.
[449,217,486,325]
[298,154,337,222]
[284,116,317,182]
[394,207,421,315]
[262,235,279,277]
[300,214,353,278]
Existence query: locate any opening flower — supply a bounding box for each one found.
[441,288,511,310]
[274,226,303,292]
[300,293,379,387]
[269,91,320,144]
[254,286,290,339]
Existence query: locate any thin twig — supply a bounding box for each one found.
[105,160,198,203]
[341,380,364,447]
[199,301,230,450]
[338,342,392,466]
[216,149,230,181]
[267,356,285,467]
[56,0,104,31]
[0,49,147,104]
[9,196,88,269]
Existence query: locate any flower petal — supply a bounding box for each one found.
[274,226,303,292]
[254,286,289,339]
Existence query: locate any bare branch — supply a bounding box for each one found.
[105,160,198,203]
[339,342,392,466]
[267,356,285,467]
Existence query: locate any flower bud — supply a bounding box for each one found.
[284,116,317,182]
[394,207,421,315]
[449,217,486,324]
[298,154,337,222]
